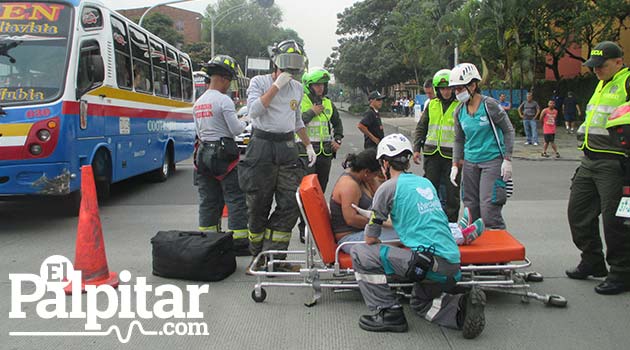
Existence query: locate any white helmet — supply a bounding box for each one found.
[377,134,413,160]
[449,63,481,86]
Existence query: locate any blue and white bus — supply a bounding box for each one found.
[0,0,195,210]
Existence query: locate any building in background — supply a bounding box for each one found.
[117,6,202,47]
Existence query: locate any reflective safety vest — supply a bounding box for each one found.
[423,99,458,159]
[298,94,334,156]
[577,67,630,155]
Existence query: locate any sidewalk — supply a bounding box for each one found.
[337,101,581,161]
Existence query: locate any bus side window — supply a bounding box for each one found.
[77,40,104,98]
[111,16,132,89]
[167,48,181,99]
[129,26,152,94]
[180,56,193,102]
[150,39,169,97]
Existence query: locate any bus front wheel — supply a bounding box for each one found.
[92,150,112,201]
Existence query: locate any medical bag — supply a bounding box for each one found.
[151,230,236,281]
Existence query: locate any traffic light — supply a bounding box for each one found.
[339,88,344,96]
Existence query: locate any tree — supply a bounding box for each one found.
[202,0,303,73]
[141,12,184,47]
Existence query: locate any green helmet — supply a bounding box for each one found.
[433,69,451,89]
[302,68,330,93]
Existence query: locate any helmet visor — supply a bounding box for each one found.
[274,53,305,70]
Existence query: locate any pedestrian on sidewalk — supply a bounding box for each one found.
[449,63,515,230]
[499,93,511,112]
[566,41,630,295]
[540,99,560,158]
[518,92,541,145]
[562,91,582,133]
[358,91,386,149]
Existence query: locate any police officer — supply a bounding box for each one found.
[194,55,249,254]
[298,68,344,192]
[296,68,343,240]
[239,40,316,272]
[566,41,630,295]
[413,69,460,223]
[350,134,485,338]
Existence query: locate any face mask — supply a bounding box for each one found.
[456,90,471,103]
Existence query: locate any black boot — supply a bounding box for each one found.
[457,287,486,339]
[232,238,251,256]
[565,261,608,280]
[359,307,408,332]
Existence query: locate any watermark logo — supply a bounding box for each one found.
[9,255,210,343]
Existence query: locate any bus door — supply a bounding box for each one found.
[75,5,106,141]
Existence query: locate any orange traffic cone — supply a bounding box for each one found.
[64,165,118,294]
[222,205,228,217]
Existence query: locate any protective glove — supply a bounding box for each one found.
[351,203,372,219]
[272,72,292,90]
[450,165,459,187]
[501,159,512,182]
[306,144,317,167]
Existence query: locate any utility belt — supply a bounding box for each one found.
[583,149,626,161]
[252,128,294,142]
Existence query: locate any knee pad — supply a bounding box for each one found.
[406,248,435,282]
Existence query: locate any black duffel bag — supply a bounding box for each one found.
[151,230,236,281]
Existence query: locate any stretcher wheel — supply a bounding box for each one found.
[525,272,544,282]
[252,288,267,303]
[546,295,567,308]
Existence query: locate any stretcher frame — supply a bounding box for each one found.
[249,175,567,308]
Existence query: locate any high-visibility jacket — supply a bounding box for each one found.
[300,94,334,156]
[577,67,630,156]
[423,98,458,159]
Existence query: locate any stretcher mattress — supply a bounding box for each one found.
[299,175,526,270]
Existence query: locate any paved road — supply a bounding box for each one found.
[1,110,629,350]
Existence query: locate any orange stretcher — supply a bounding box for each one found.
[249,174,567,308]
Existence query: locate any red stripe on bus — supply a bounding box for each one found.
[0,146,24,161]
[61,101,192,120]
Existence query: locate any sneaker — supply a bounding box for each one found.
[565,261,608,280]
[533,142,539,146]
[458,207,471,231]
[524,141,531,145]
[460,287,486,339]
[541,152,549,158]
[462,218,484,245]
[359,307,408,333]
[555,153,560,158]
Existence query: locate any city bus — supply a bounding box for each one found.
[0,0,196,211]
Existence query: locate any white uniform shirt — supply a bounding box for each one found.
[193,89,246,142]
[247,74,304,133]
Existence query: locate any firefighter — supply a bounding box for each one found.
[239,40,316,272]
[194,55,249,255]
[566,41,630,295]
[413,69,460,223]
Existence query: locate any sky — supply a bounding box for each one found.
[102,0,361,67]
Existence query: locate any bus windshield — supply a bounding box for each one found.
[0,2,73,106]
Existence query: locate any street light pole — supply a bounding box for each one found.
[139,0,195,27]
[209,0,274,58]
